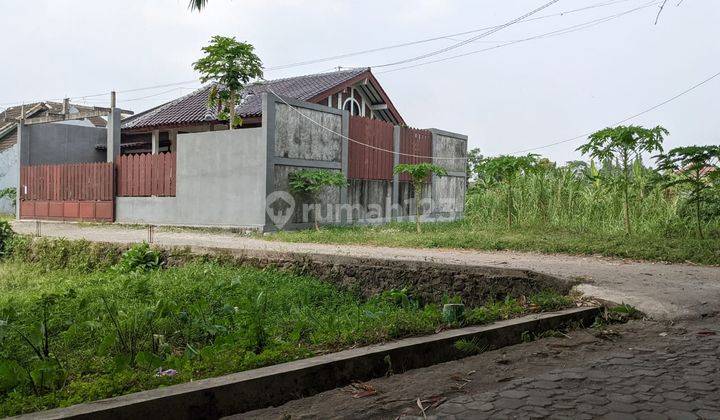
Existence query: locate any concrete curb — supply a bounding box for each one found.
[17,307,601,420]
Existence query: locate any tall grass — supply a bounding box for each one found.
[466,162,720,238]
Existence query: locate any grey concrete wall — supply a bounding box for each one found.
[264,93,349,230]
[347,179,392,223]
[21,124,106,165]
[0,145,18,214]
[274,103,343,162]
[116,128,266,229]
[430,129,468,221]
[273,164,342,224]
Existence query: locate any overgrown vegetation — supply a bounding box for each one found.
[269,126,720,265]
[0,236,574,416]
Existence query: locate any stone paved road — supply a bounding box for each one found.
[239,318,720,420]
[409,329,720,420]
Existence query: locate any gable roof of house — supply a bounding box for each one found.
[121,67,404,130]
[0,102,108,151]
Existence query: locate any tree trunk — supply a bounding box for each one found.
[695,172,704,239]
[507,181,513,228]
[622,152,631,235]
[415,181,422,233]
[228,93,237,130]
[314,197,320,231]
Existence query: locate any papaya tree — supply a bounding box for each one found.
[577,125,667,234]
[655,145,720,238]
[475,154,539,228]
[393,163,448,233]
[193,36,263,129]
[288,169,348,231]
[189,0,208,10]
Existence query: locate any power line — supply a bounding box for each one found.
[264,67,719,161]
[266,0,640,71]
[508,69,720,155]
[371,0,562,69]
[378,1,660,74]
[0,0,646,107]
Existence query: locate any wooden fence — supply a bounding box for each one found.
[348,116,394,180]
[20,162,114,201]
[116,153,176,197]
[399,126,432,181]
[19,162,114,222]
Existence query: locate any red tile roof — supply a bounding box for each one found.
[121,68,370,130]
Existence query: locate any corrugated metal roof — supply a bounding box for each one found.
[121,68,369,130]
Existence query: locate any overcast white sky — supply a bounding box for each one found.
[2,0,718,163]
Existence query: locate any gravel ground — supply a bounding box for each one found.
[11,221,720,320]
[234,317,720,420]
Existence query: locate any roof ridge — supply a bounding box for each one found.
[258,67,369,86]
[122,84,213,123]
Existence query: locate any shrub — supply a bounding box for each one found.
[0,221,14,256]
[115,243,164,274]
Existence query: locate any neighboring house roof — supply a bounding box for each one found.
[121,67,405,130]
[0,102,107,152]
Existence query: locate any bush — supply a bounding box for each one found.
[0,221,14,256]
[115,243,164,273]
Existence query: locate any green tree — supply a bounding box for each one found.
[193,36,263,130]
[288,169,348,231]
[466,148,484,182]
[393,163,448,233]
[655,145,720,238]
[577,125,667,234]
[475,154,539,228]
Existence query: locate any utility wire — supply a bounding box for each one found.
[0,0,645,107]
[371,0,561,69]
[266,0,639,71]
[378,1,660,74]
[264,68,720,161]
[508,70,720,155]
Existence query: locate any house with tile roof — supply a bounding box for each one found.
[119,68,404,154]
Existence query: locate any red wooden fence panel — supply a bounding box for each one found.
[399,127,432,181]
[20,162,114,202]
[19,162,115,222]
[116,153,176,197]
[348,116,394,181]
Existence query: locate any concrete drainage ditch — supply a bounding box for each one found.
[20,307,601,420]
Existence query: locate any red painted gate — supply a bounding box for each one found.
[19,162,115,222]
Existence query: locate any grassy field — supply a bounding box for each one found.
[0,237,573,416]
[267,220,720,266]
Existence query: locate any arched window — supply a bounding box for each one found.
[343,98,361,116]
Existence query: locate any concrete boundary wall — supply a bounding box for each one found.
[0,145,18,214]
[261,93,468,231]
[114,94,467,230]
[20,124,106,166]
[116,129,266,228]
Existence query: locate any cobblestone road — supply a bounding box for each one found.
[413,331,720,419]
[240,319,720,419]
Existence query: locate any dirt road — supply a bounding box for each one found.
[11,221,720,320]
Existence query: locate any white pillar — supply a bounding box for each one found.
[151,129,160,154]
[106,92,121,162]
